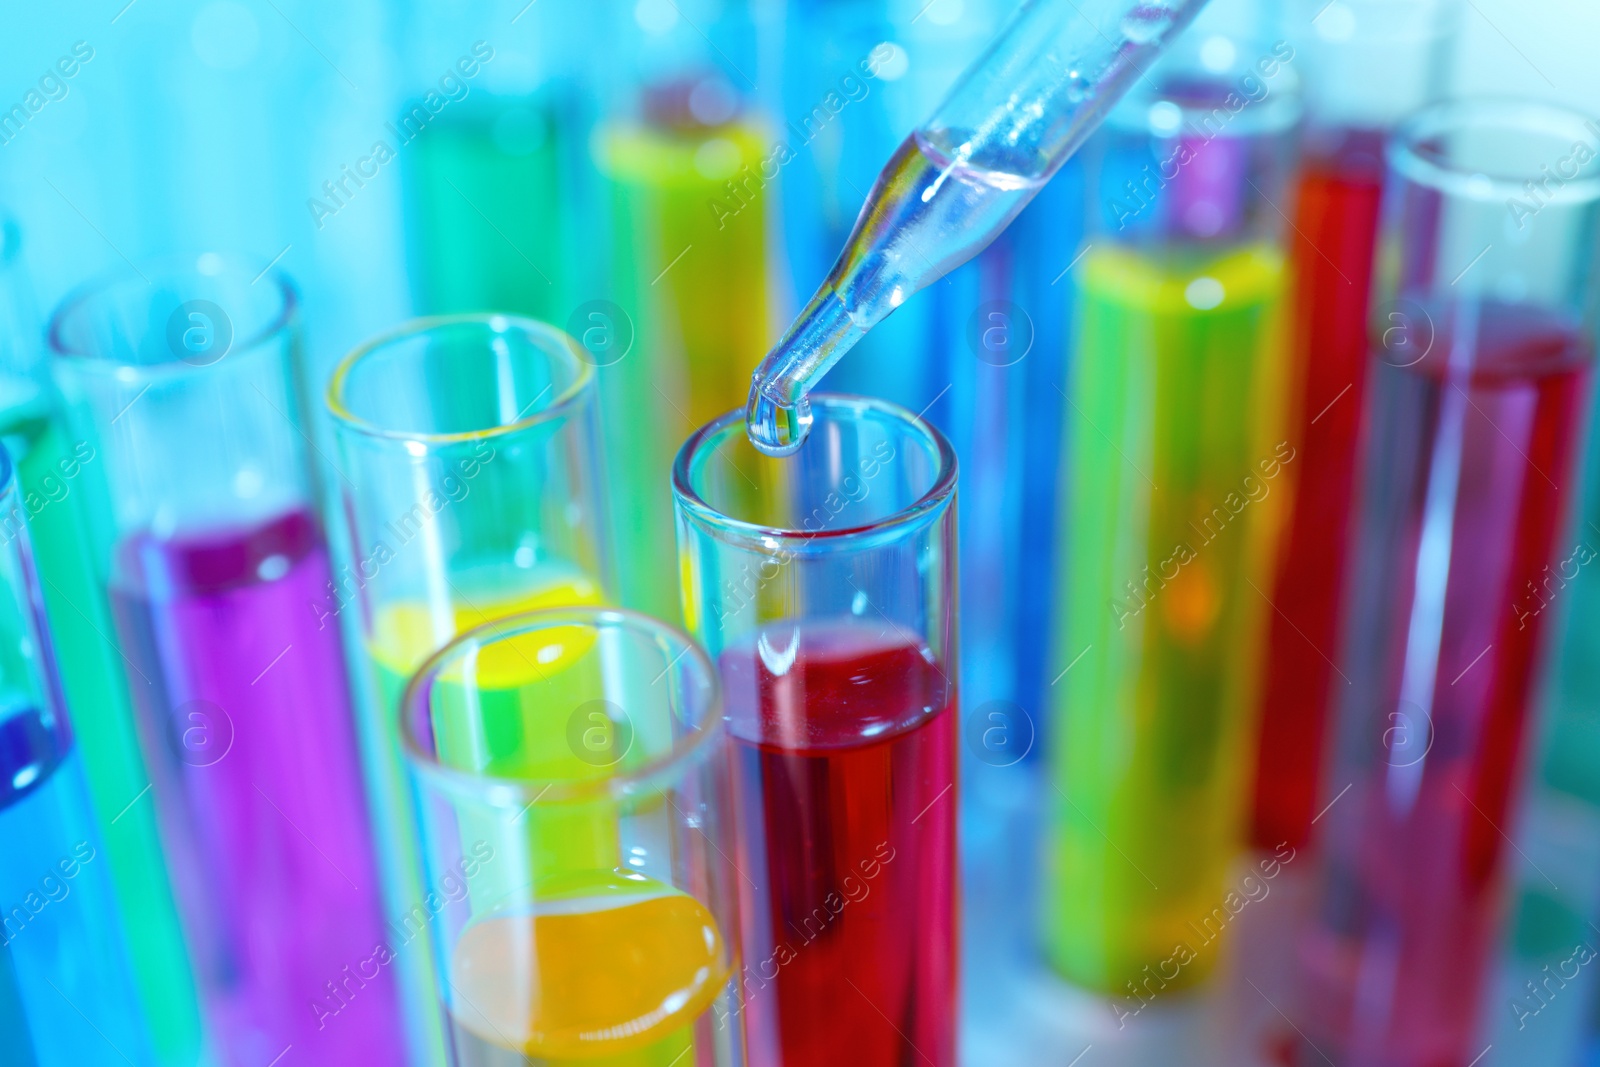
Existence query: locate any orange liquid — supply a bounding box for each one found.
[448,879,730,1060]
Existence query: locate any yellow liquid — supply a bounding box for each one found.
[448,873,729,1061]
[1047,243,1288,993]
[595,117,770,622]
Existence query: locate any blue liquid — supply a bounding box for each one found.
[0,704,151,1066]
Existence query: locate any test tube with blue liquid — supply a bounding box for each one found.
[0,442,153,1066]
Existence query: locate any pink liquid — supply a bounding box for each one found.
[722,622,957,1067]
[111,509,402,1066]
[1299,303,1592,1067]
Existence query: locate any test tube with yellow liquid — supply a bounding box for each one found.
[403,608,742,1065]
[328,316,612,1064]
[592,75,772,621]
[1045,37,1300,995]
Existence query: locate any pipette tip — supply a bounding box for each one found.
[744,382,812,457]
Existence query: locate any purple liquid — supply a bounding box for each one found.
[111,509,402,1066]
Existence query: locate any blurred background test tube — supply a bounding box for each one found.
[1247,0,1459,858]
[396,0,601,323]
[0,215,202,1064]
[48,256,402,1065]
[0,443,153,1065]
[1297,100,1600,1067]
[1044,33,1299,994]
[592,37,772,623]
[327,314,610,1065]
[674,395,959,1066]
[401,607,742,1065]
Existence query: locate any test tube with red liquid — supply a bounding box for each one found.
[1297,101,1600,1067]
[674,395,959,1067]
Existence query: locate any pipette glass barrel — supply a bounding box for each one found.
[49,256,403,1065]
[1043,38,1300,994]
[675,396,959,1066]
[1249,0,1458,855]
[1296,101,1600,1067]
[401,608,742,1066]
[328,314,611,1065]
[744,0,1213,456]
[0,443,155,1066]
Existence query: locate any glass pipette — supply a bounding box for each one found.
[745,0,1211,455]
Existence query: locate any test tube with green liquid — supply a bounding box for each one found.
[593,75,772,622]
[1,217,202,1065]
[1044,37,1300,996]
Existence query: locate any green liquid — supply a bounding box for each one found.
[1046,243,1288,994]
[0,380,202,1064]
[403,96,567,318]
[596,118,770,622]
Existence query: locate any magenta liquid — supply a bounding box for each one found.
[722,621,957,1067]
[111,508,402,1066]
[1299,303,1593,1067]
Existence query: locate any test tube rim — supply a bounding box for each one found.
[674,392,958,549]
[326,312,596,446]
[46,252,296,375]
[1102,32,1303,140]
[1387,97,1600,204]
[399,604,725,806]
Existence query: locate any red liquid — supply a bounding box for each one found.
[722,622,957,1067]
[1251,132,1386,851]
[1299,304,1592,1067]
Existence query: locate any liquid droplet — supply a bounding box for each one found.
[1063,71,1091,105]
[745,386,812,457]
[1120,5,1174,45]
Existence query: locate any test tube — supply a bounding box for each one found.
[401,607,742,1065]
[48,255,403,1064]
[0,215,203,1063]
[327,314,610,1064]
[1248,0,1458,855]
[1043,35,1300,994]
[674,395,959,1066]
[1297,101,1600,1067]
[395,0,600,320]
[0,443,154,1065]
[593,73,773,622]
